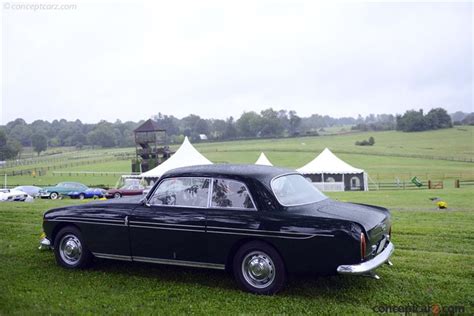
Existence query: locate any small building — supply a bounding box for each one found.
[297,148,368,191]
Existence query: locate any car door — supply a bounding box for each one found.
[129,177,209,264]
[204,178,261,265]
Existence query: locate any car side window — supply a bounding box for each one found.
[149,177,210,208]
[211,179,256,210]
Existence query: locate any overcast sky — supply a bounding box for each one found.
[1,0,472,124]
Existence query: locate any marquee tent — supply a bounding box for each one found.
[297,148,368,191]
[255,152,273,166]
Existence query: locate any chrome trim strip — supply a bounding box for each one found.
[93,252,133,261]
[129,220,203,229]
[52,216,124,223]
[130,222,333,238]
[206,229,319,239]
[132,256,225,270]
[129,225,205,233]
[48,219,125,227]
[206,225,333,237]
[337,242,394,275]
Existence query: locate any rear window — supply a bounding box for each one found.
[271,174,327,206]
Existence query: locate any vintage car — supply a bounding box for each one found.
[13,185,42,198]
[39,182,89,199]
[67,188,106,200]
[39,164,394,294]
[0,188,30,202]
[105,179,145,199]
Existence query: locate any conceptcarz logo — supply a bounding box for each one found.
[372,304,466,315]
[3,2,77,11]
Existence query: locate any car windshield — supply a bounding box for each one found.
[271,174,327,206]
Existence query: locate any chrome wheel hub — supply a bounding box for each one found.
[242,251,275,289]
[59,234,82,265]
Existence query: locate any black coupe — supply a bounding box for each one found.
[40,164,394,294]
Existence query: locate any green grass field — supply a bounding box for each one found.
[3,127,474,187]
[0,188,472,315]
[0,127,473,314]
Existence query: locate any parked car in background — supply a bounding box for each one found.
[0,188,29,202]
[40,164,394,295]
[67,188,106,200]
[106,179,144,199]
[14,186,42,198]
[39,182,89,199]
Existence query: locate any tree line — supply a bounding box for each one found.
[0,107,468,160]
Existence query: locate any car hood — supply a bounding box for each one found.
[288,198,389,232]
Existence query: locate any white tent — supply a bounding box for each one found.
[255,152,273,166]
[297,148,368,191]
[139,137,212,178]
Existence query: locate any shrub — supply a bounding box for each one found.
[355,136,375,146]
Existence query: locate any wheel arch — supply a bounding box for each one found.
[225,238,286,273]
[51,222,80,247]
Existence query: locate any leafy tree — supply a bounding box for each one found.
[259,108,284,137]
[461,113,474,125]
[368,136,375,145]
[87,121,116,148]
[208,119,226,139]
[396,108,452,132]
[288,110,302,135]
[31,134,48,156]
[236,111,262,137]
[0,130,22,160]
[425,108,452,129]
[223,117,237,139]
[8,139,23,158]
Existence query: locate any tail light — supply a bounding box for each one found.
[360,232,366,260]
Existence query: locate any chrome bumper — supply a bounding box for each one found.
[39,237,52,250]
[337,242,394,275]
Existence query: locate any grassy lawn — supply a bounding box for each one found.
[0,188,472,315]
[3,128,474,187]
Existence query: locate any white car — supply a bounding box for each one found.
[0,189,30,202]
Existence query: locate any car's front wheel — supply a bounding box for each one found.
[114,192,122,199]
[53,226,92,269]
[50,192,59,200]
[233,241,286,295]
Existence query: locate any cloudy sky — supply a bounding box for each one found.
[1,0,472,123]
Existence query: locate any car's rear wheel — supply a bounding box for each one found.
[79,193,85,200]
[50,192,59,200]
[114,192,122,199]
[233,241,286,295]
[54,226,92,269]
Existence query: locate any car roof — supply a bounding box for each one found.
[162,164,297,185]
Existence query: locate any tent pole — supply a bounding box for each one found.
[342,173,345,191]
